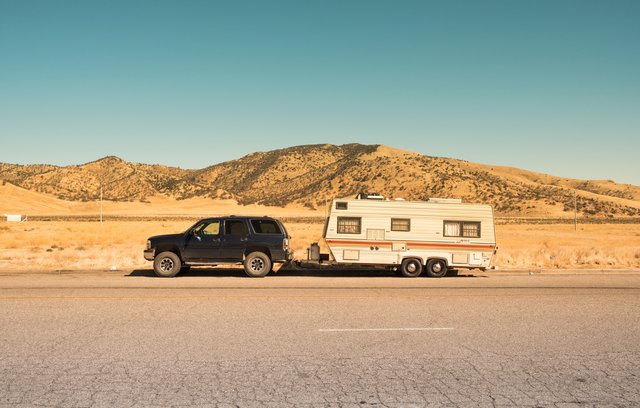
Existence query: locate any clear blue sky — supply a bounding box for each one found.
[1,0,639,185]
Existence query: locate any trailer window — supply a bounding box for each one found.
[463,222,480,238]
[443,221,480,238]
[337,217,361,234]
[335,202,348,210]
[444,221,460,237]
[391,218,410,232]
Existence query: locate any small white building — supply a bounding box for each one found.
[4,214,26,222]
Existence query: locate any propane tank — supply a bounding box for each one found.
[308,242,320,261]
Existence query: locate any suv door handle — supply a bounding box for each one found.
[240,237,248,242]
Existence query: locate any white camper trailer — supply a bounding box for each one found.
[308,195,496,277]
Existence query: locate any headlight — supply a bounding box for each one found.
[146,240,151,250]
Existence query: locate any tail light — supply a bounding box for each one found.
[283,237,289,251]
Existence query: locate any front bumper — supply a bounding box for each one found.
[143,249,154,261]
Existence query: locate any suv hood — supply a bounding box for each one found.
[148,233,184,242]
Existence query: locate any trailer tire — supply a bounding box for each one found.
[426,259,448,278]
[153,251,182,278]
[400,258,423,278]
[244,252,272,277]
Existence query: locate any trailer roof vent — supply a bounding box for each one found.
[355,192,385,200]
[427,198,463,204]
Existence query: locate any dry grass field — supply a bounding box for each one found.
[1,220,639,271]
[495,223,640,269]
[0,181,319,217]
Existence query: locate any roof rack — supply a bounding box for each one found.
[355,192,385,200]
[427,198,462,203]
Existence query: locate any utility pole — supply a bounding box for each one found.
[100,185,103,224]
[574,190,577,231]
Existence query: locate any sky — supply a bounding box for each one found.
[1,0,639,185]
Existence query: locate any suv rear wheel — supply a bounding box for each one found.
[154,251,181,277]
[243,251,272,277]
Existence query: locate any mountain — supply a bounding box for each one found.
[1,144,640,217]
[0,156,189,202]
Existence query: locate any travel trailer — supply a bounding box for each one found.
[304,194,497,277]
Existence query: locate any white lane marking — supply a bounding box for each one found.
[318,327,454,332]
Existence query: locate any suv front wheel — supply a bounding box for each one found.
[153,251,182,277]
[243,252,272,277]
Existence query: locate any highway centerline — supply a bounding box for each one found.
[318,327,454,332]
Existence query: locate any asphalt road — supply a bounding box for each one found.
[1,270,639,407]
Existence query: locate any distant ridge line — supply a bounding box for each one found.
[1,143,639,217]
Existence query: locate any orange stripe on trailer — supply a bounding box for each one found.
[325,239,495,251]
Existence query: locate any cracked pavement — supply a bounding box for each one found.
[0,272,639,407]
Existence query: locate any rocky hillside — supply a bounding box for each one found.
[0,156,189,202]
[2,144,639,217]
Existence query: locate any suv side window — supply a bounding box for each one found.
[250,219,282,234]
[193,220,220,236]
[224,219,249,235]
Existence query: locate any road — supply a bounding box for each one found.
[1,269,639,407]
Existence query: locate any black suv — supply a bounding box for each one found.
[144,216,291,277]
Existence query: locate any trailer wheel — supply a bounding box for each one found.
[153,251,182,278]
[244,252,272,277]
[400,258,423,277]
[426,259,448,278]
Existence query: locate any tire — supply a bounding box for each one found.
[425,259,448,278]
[244,252,272,277]
[400,258,423,278]
[153,251,182,277]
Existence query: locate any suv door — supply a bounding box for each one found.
[183,219,222,262]
[220,219,250,261]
